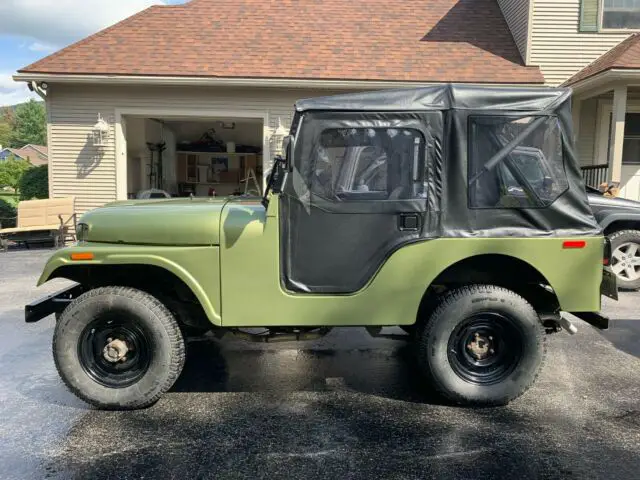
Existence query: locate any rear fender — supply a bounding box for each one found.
[38,244,222,326]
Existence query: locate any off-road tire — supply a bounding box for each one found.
[416,285,546,406]
[53,286,185,410]
[607,230,640,291]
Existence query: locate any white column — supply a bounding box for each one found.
[571,97,581,146]
[608,85,627,183]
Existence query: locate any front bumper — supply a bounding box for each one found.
[25,284,83,323]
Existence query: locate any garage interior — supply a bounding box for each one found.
[124,116,264,199]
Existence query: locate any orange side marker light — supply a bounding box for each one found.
[70,252,94,261]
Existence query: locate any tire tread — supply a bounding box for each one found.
[52,286,185,410]
[417,284,546,406]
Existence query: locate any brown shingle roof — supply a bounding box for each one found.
[19,0,542,84]
[9,145,48,166]
[564,33,640,86]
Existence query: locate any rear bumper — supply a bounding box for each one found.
[25,284,83,323]
[570,311,610,330]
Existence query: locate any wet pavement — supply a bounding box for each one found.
[1,249,639,479]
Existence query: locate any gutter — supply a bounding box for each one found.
[567,69,640,96]
[13,73,544,90]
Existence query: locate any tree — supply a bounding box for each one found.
[10,100,46,147]
[0,107,12,148]
[0,122,10,148]
[19,165,48,200]
[0,158,31,195]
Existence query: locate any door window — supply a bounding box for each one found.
[310,128,427,202]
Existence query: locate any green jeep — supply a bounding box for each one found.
[26,85,617,410]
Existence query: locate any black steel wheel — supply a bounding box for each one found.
[416,285,545,406]
[53,286,185,410]
[447,313,523,386]
[78,317,152,388]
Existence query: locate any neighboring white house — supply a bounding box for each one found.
[12,0,544,214]
[498,0,640,200]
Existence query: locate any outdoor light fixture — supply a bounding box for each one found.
[271,118,289,157]
[92,113,110,148]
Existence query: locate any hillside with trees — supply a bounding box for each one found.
[0,100,46,148]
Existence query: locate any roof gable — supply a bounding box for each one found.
[565,33,640,86]
[19,0,542,84]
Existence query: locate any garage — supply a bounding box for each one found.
[122,114,269,199]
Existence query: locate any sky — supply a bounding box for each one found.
[0,0,188,106]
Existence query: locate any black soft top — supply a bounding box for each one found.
[285,84,601,239]
[295,84,572,113]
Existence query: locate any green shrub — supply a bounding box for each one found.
[0,198,17,228]
[19,165,48,200]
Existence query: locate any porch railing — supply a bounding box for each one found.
[581,164,609,188]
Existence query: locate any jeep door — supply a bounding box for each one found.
[280,111,443,294]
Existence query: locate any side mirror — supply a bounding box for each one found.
[282,135,293,171]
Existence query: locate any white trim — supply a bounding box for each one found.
[12,73,543,89]
[525,0,535,65]
[45,96,53,197]
[569,69,640,95]
[114,107,269,201]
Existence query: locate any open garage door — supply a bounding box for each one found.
[123,115,264,199]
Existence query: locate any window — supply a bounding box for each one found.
[622,113,640,164]
[603,0,640,29]
[310,128,427,201]
[468,116,568,208]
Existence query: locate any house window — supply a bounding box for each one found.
[623,113,640,164]
[603,0,640,29]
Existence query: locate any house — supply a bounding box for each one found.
[12,0,544,214]
[0,144,48,165]
[497,0,640,200]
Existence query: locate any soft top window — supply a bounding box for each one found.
[468,115,568,209]
[310,127,427,202]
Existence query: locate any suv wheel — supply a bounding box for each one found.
[416,285,545,406]
[608,230,640,291]
[53,286,185,410]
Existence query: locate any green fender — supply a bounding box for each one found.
[38,244,222,325]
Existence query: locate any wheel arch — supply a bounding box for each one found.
[417,253,560,323]
[41,259,221,327]
[601,215,640,235]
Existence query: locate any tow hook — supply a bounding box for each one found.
[558,315,578,335]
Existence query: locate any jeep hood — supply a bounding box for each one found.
[79,197,231,246]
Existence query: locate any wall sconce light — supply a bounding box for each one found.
[271,118,289,157]
[92,113,110,148]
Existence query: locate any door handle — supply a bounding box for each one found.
[398,214,420,231]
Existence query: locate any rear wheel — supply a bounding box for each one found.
[416,285,545,406]
[608,230,640,291]
[53,286,185,410]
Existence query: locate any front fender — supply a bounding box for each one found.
[598,212,640,230]
[38,243,222,325]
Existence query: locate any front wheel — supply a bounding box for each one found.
[416,285,545,406]
[53,286,186,410]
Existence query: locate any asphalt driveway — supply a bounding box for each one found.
[0,249,639,479]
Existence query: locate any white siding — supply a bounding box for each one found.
[530,0,631,85]
[497,0,531,63]
[47,84,350,213]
